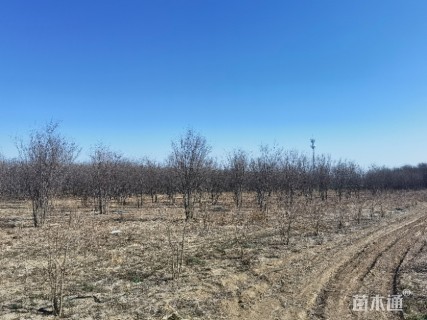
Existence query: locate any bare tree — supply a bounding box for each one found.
[17,121,79,227]
[64,163,92,206]
[249,144,282,213]
[0,159,26,200]
[162,164,178,204]
[90,144,122,214]
[133,161,146,208]
[227,149,248,208]
[315,154,332,201]
[364,165,389,195]
[277,150,302,206]
[206,160,226,205]
[169,129,211,220]
[142,158,162,203]
[111,159,134,207]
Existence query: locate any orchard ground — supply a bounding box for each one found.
[1,191,427,319]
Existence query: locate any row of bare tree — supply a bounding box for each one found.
[0,122,426,226]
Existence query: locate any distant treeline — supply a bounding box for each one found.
[0,122,426,225]
[1,154,426,200]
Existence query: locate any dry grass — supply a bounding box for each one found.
[1,191,427,319]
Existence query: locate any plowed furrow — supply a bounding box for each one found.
[314,216,427,320]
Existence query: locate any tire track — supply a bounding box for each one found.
[312,214,427,320]
[278,210,427,320]
[221,204,427,320]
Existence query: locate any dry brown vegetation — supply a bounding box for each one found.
[1,191,427,320]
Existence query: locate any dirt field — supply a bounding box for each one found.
[1,192,427,320]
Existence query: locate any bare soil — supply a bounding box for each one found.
[1,192,427,320]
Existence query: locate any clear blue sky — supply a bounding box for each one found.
[1,0,426,168]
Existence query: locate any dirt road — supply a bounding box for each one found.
[222,204,427,320]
